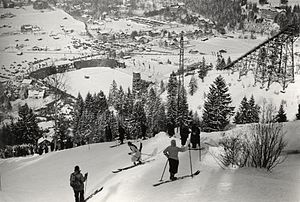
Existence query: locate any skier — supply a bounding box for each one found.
[190,123,200,149]
[70,165,88,202]
[141,122,147,140]
[127,141,142,165]
[167,122,175,137]
[180,123,190,146]
[105,124,112,142]
[118,124,125,144]
[163,139,187,180]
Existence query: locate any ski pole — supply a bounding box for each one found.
[159,159,169,181]
[188,144,193,177]
[84,174,88,198]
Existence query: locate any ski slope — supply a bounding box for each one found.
[0,121,300,202]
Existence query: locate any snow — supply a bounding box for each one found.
[1,123,300,202]
[63,67,132,98]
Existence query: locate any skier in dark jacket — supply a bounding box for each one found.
[163,139,187,180]
[167,122,175,137]
[70,165,88,202]
[118,124,125,144]
[105,125,112,142]
[180,123,190,146]
[141,122,147,140]
[191,124,200,148]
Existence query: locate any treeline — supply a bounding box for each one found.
[274,4,300,32]
[72,80,167,144]
[185,0,246,28]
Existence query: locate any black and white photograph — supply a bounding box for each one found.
[0,0,300,201]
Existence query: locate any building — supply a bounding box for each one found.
[28,89,45,99]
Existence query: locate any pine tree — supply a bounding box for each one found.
[13,104,41,145]
[234,96,249,124]
[188,75,198,95]
[248,95,260,123]
[108,80,118,107]
[227,56,232,66]
[198,64,208,82]
[166,72,178,129]
[115,86,125,116]
[157,103,167,134]
[94,91,108,115]
[123,88,134,120]
[73,93,84,136]
[131,100,147,139]
[84,92,94,112]
[202,75,234,132]
[275,102,287,122]
[296,104,300,120]
[177,86,189,126]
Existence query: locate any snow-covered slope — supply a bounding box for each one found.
[1,122,300,202]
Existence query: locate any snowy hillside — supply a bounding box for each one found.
[1,121,300,202]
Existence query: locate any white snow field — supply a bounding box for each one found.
[0,122,300,202]
[63,67,132,98]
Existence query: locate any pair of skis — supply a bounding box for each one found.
[84,187,103,202]
[112,159,155,173]
[153,170,200,187]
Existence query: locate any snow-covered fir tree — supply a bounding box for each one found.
[275,102,287,122]
[247,95,260,123]
[296,104,300,120]
[198,64,208,82]
[123,88,134,121]
[227,56,232,66]
[115,86,125,116]
[157,102,167,134]
[234,95,260,124]
[202,75,234,132]
[216,55,226,70]
[12,104,41,145]
[177,86,189,126]
[73,93,84,137]
[145,87,165,136]
[93,91,108,116]
[188,75,198,95]
[108,80,118,107]
[56,114,71,142]
[166,72,178,130]
[234,96,249,124]
[131,100,147,139]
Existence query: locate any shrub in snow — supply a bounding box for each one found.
[246,123,287,171]
[220,123,287,171]
[219,135,249,167]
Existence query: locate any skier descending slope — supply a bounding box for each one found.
[70,165,88,202]
[163,139,188,180]
[128,141,142,165]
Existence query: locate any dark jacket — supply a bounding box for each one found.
[191,125,200,144]
[70,172,86,191]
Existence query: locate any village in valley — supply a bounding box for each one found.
[0,0,300,201]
